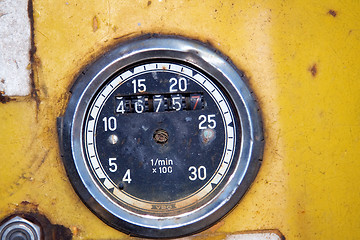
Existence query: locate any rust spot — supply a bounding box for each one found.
[50,223,73,240]
[28,0,41,119]
[206,220,225,233]
[70,226,80,237]
[138,159,144,168]
[92,16,99,32]
[309,64,317,77]
[1,79,4,84]
[30,55,41,119]
[201,129,216,144]
[147,0,152,6]
[328,9,337,17]
[113,31,137,40]
[187,138,192,148]
[20,201,39,209]
[153,129,169,144]
[0,91,13,104]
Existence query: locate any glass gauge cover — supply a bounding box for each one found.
[58,35,264,238]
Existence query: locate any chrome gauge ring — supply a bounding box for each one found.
[58,35,264,238]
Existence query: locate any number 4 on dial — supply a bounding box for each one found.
[123,169,132,183]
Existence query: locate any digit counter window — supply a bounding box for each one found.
[57,35,264,238]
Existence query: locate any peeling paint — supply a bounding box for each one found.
[0,91,12,103]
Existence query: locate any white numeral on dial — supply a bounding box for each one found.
[198,114,216,129]
[132,79,146,93]
[103,116,117,131]
[116,99,126,114]
[134,99,145,113]
[122,169,132,183]
[169,77,187,92]
[153,96,163,112]
[171,96,182,111]
[109,158,117,172]
[188,166,207,181]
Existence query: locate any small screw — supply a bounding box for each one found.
[108,134,119,144]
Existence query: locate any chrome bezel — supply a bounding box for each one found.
[58,35,264,238]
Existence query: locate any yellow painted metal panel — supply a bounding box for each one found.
[0,0,359,239]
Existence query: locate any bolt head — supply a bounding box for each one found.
[0,216,41,240]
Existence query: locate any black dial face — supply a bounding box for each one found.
[84,62,239,215]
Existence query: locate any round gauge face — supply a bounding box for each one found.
[58,36,263,238]
[84,62,239,215]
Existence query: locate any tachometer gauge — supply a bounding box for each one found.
[58,35,264,238]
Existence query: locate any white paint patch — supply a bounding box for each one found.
[226,232,282,240]
[0,0,31,96]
